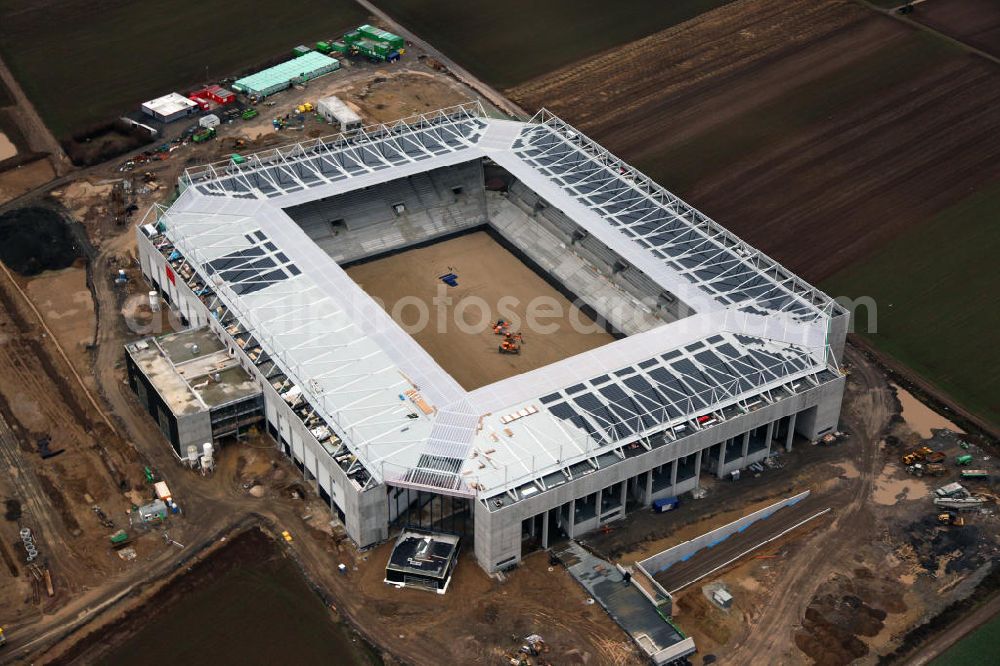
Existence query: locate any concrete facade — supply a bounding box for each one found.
[472,377,842,572]
[638,490,811,575]
[138,229,388,547]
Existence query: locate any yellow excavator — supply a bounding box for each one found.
[937,512,965,527]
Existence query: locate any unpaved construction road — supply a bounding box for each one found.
[722,349,893,663]
[654,495,831,594]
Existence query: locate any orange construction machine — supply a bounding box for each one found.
[498,338,520,354]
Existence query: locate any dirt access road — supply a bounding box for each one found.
[720,351,891,663]
[0,53,68,176]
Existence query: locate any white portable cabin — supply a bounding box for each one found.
[317,95,362,133]
[199,113,221,129]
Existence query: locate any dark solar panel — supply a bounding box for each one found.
[549,402,604,442]
[574,393,629,439]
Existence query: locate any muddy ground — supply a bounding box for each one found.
[579,349,999,665]
[346,230,616,390]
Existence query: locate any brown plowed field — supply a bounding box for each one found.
[508,0,1000,281]
[913,0,1000,58]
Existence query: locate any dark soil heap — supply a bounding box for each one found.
[0,207,83,276]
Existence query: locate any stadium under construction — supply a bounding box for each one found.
[132,102,848,574]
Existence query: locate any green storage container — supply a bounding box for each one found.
[343,30,361,44]
[358,24,404,49]
[316,41,332,54]
[331,41,348,54]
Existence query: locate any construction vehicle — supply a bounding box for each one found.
[901,446,934,466]
[143,466,155,483]
[924,463,947,477]
[109,529,132,548]
[937,512,965,526]
[961,469,990,480]
[0,626,5,647]
[935,496,984,511]
[498,339,521,354]
[957,454,974,466]
[281,530,293,542]
[908,463,947,477]
[936,482,967,498]
[192,127,216,143]
[295,102,314,114]
[241,107,258,120]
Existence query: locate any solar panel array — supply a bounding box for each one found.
[540,333,816,445]
[187,110,488,199]
[513,120,824,322]
[155,106,843,498]
[205,229,301,295]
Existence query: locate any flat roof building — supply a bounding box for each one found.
[141,92,200,123]
[125,328,263,456]
[384,530,460,594]
[317,95,362,133]
[232,52,340,99]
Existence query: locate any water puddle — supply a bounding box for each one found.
[892,383,963,439]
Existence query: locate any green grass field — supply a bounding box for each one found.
[373,0,736,88]
[823,184,1000,429]
[0,0,367,138]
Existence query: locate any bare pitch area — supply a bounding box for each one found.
[345,230,616,390]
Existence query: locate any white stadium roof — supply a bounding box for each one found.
[148,103,843,502]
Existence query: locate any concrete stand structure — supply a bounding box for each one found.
[132,104,847,573]
[126,328,263,455]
